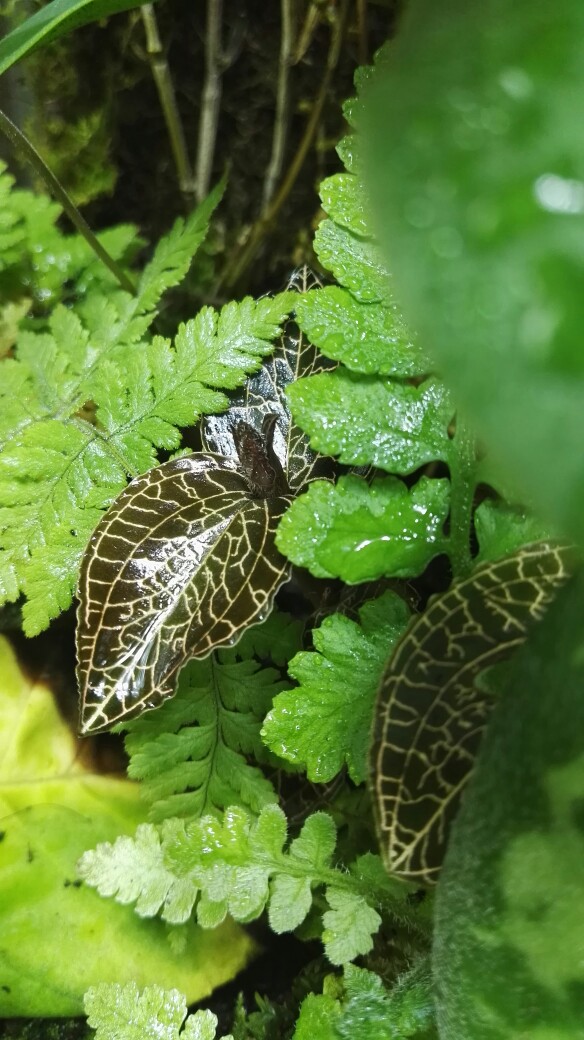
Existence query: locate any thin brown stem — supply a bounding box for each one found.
[356,0,368,66]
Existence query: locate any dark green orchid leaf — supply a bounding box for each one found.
[78,270,330,734]
[77,452,291,734]
[370,543,571,885]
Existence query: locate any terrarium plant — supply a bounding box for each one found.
[1,1,583,1039]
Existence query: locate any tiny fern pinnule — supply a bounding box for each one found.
[84,983,231,1040]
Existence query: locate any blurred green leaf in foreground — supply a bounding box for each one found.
[363,0,584,547]
[0,636,254,1016]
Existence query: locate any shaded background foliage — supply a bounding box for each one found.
[0,0,398,304]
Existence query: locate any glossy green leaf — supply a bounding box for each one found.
[314,220,388,303]
[336,134,361,176]
[294,286,425,377]
[262,592,410,784]
[320,173,373,238]
[363,1,584,546]
[276,475,450,582]
[287,372,453,473]
[434,568,584,1039]
[0,0,153,77]
[0,636,254,1017]
[371,543,571,885]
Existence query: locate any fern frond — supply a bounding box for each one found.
[84,984,230,1040]
[135,178,225,319]
[0,286,293,633]
[0,160,138,308]
[123,612,302,822]
[79,804,428,966]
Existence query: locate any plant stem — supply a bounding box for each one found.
[218,0,349,293]
[0,107,136,295]
[196,0,224,202]
[140,4,195,198]
[262,0,294,211]
[448,417,476,578]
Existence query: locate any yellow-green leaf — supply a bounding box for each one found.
[0,636,254,1016]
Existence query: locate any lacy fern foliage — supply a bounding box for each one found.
[85,983,232,1040]
[78,803,426,966]
[0,160,139,311]
[0,173,294,633]
[123,611,303,822]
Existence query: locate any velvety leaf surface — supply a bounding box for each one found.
[434,570,584,1039]
[293,964,436,1040]
[293,993,341,1040]
[294,286,425,377]
[287,372,452,473]
[262,592,410,783]
[371,544,571,884]
[276,475,450,582]
[0,637,254,1016]
[363,0,584,546]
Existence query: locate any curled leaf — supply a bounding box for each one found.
[370,543,572,884]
